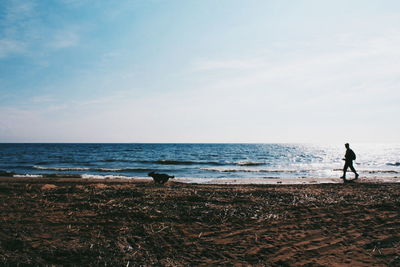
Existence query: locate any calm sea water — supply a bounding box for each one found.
[0,143,399,183]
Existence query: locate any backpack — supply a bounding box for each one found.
[351,150,356,160]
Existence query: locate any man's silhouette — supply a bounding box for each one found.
[341,143,359,181]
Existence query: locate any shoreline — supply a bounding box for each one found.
[1,175,399,185]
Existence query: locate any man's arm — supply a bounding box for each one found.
[344,150,350,161]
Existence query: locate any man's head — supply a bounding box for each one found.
[345,143,350,149]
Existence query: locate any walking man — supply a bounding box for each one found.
[341,143,359,181]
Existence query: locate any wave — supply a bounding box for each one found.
[96,168,153,172]
[236,161,265,166]
[138,160,225,165]
[387,162,400,166]
[96,159,227,165]
[138,160,267,166]
[201,168,307,173]
[32,166,154,173]
[11,173,144,179]
[28,158,268,167]
[13,174,43,178]
[81,174,146,179]
[33,166,91,171]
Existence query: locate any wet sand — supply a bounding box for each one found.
[0,177,399,266]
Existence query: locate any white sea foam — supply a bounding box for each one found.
[80,174,151,180]
[34,166,90,171]
[13,174,43,178]
[33,166,152,172]
[81,174,130,179]
[201,167,313,173]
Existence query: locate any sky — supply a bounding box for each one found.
[0,0,399,143]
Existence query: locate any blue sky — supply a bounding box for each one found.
[1,0,399,143]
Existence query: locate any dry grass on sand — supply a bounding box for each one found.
[0,177,399,266]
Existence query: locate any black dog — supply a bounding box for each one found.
[148,172,175,184]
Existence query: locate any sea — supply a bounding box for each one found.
[0,143,399,183]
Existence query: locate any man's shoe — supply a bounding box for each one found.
[340,176,345,179]
[355,174,359,180]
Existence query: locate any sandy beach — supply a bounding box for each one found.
[0,177,399,266]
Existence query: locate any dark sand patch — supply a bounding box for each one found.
[0,177,399,266]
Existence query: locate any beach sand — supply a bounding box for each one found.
[0,177,399,266]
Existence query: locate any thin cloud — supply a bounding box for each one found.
[2,0,36,25]
[0,1,83,59]
[0,0,35,58]
[49,30,80,49]
[30,95,57,103]
[60,0,89,8]
[0,39,25,58]
[192,58,265,72]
